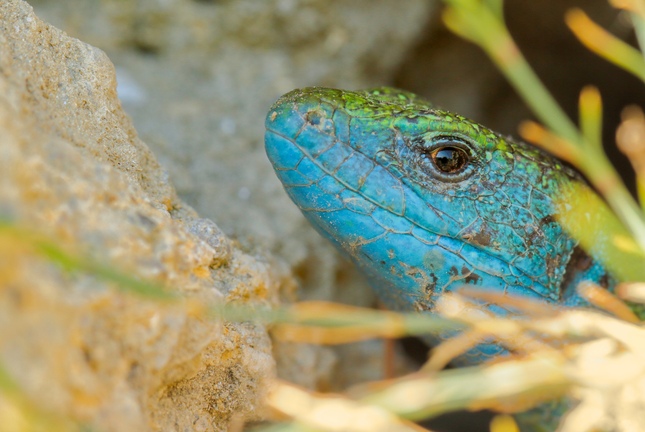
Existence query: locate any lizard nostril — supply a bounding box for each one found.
[305,110,324,126]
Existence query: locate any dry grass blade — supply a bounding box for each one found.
[610,0,645,13]
[566,8,645,82]
[435,293,561,356]
[616,105,645,206]
[422,329,490,372]
[579,86,603,149]
[266,381,429,432]
[577,281,640,323]
[270,301,463,344]
[258,288,645,431]
[455,287,561,316]
[526,310,645,359]
[518,121,582,164]
[616,106,645,167]
[617,281,645,302]
[271,302,407,344]
[358,354,570,419]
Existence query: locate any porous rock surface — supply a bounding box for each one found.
[0,0,439,429]
[0,1,288,430]
[29,0,436,306]
[28,0,437,394]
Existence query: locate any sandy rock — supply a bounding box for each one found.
[0,1,288,430]
[29,0,437,304]
[26,1,436,395]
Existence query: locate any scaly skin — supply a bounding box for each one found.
[264,87,614,428]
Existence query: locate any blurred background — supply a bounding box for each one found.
[27,1,645,430]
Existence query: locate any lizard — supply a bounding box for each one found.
[264,86,617,430]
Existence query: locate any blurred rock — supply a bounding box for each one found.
[30,0,437,306]
[28,0,436,398]
[0,1,292,430]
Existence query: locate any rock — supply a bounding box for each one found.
[28,0,436,396]
[8,1,645,431]
[29,0,437,305]
[0,1,289,430]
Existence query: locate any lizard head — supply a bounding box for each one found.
[265,87,586,316]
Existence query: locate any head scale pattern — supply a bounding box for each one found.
[266,87,612,363]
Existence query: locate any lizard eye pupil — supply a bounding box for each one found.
[431,146,469,173]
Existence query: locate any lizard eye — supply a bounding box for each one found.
[431,146,469,173]
[414,136,476,182]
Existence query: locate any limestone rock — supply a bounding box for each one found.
[30,0,437,305]
[27,1,437,395]
[0,1,287,430]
